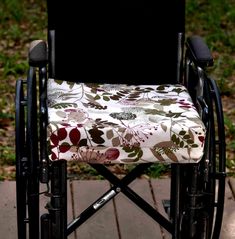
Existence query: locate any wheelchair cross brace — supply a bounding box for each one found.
[42,161,193,239]
[67,163,173,235]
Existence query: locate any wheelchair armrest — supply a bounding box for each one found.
[28,40,48,67]
[186,36,214,68]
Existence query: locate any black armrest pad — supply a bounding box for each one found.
[186,36,214,67]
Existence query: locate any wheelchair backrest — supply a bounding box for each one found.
[47,0,185,84]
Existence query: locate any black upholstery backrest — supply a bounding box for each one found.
[47,1,185,84]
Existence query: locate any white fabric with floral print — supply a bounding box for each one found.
[47,78,206,164]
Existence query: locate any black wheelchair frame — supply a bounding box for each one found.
[15,1,226,239]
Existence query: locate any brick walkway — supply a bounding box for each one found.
[1,177,235,239]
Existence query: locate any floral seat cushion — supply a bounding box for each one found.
[47,79,206,164]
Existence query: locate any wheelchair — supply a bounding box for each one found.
[15,1,226,238]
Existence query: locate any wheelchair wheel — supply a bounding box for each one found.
[15,79,27,238]
[206,78,226,239]
[26,67,40,239]
[179,78,226,239]
[15,67,40,239]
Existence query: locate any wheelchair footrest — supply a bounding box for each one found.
[41,214,51,239]
[162,199,171,218]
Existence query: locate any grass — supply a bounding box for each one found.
[186,0,235,96]
[0,0,235,179]
[224,115,235,175]
[0,0,47,179]
[186,0,235,175]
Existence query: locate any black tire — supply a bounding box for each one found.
[26,67,40,239]
[15,79,27,239]
[15,67,41,239]
[207,78,226,239]
[179,78,226,239]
